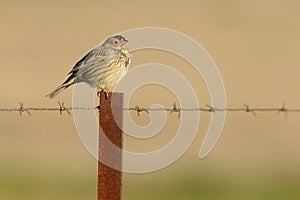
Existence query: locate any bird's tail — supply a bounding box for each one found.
[46,82,74,99]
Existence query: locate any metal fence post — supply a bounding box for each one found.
[98,92,123,200]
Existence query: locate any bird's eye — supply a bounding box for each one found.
[114,40,118,44]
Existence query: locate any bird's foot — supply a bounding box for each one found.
[97,87,111,99]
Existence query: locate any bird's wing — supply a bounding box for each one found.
[64,46,120,85]
[68,48,97,75]
[75,47,120,77]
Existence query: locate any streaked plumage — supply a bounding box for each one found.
[46,35,132,98]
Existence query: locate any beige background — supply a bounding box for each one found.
[0,0,300,199]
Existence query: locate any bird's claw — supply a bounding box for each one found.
[97,87,111,99]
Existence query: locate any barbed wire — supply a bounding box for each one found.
[0,102,298,117]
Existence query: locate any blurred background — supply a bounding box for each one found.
[1,0,300,199]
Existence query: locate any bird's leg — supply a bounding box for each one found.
[97,87,111,99]
[102,88,111,99]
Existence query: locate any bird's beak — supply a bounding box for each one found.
[120,40,127,46]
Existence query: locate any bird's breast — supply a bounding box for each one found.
[97,50,132,90]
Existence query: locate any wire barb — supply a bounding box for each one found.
[170,103,181,118]
[131,106,149,116]
[58,101,70,115]
[243,104,256,116]
[18,102,31,116]
[277,103,288,117]
[95,105,101,112]
[206,105,215,112]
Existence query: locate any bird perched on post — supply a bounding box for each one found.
[46,35,132,99]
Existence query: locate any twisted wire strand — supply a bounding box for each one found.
[0,102,298,116]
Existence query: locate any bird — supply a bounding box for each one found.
[46,35,132,99]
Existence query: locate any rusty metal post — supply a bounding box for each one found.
[98,92,123,200]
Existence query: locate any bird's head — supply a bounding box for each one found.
[104,35,128,50]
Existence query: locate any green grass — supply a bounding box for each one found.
[1,168,300,200]
[0,169,96,200]
[123,172,300,200]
